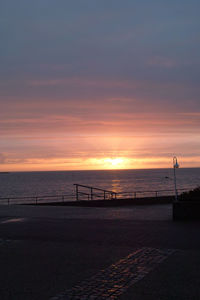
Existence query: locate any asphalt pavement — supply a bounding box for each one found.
[0,204,200,299]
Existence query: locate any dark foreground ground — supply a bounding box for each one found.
[0,204,200,299]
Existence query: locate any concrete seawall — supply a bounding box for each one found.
[34,195,174,207]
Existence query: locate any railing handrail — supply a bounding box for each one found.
[0,193,74,201]
[0,187,192,205]
[0,187,189,201]
[73,184,116,194]
[117,188,188,195]
[74,183,117,201]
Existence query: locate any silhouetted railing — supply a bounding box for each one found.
[0,194,75,205]
[73,185,189,201]
[0,186,189,205]
[116,188,188,199]
[74,184,117,201]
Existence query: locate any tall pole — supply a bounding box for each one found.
[173,156,179,202]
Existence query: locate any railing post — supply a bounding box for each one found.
[104,191,106,200]
[155,191,158,198]
[91,188,93,200]
[62,195,64,202]
[36,197,38,205]
[8,198,10,205]
[75,185,79,201]
[134,192,137,198]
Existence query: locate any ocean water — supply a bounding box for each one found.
[0,168,200,201]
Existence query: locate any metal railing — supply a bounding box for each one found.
[0,186,190,205]
[0,193,75,205]
[116,188,189,199]
[74,184,117,201]
[73,184,189,201]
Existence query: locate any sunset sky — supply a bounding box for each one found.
[1,0,200,171]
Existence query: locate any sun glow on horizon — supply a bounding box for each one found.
[89,157,131,170]
[1,154,200,172]
[104,157,125,168]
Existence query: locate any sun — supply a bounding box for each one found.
[103,157,128,169]
[105,158,124,166]
[87,157,130,170]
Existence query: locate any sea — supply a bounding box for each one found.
[0,168,200,202]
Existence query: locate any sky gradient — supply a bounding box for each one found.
[1,0,200,171]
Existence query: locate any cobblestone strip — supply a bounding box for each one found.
[50,247,175,300]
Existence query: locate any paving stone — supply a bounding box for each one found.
[50,247,175,300]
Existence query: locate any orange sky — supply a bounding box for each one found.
[1,131,200,171]
[1,1,200,171]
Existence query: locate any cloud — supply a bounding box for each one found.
[27,77,140,89]
[0,153,6,164]
[0,0,200,170]
[147,57,177,68]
